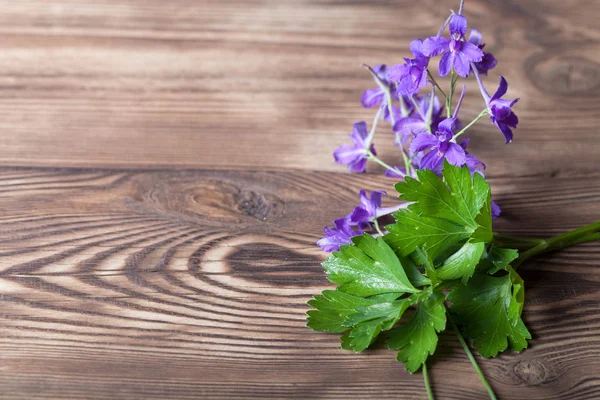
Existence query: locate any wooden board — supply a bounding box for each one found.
[0,0,599,399]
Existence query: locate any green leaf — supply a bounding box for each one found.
[387,291,447,373]
[507,266,525,326]
[323,234,419,297]
[307,290,379,333]
[473,190,493,243]
[384,241,431,288]
[412,247,440,287]
[448,271,531,358]
[341,299,412,352]
[386,163,492,260]
[480,246,519,274]
[443,160,489,224]
[437,241,485,283]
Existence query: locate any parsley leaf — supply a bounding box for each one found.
[437,241,485,283]
[307,290,386,333]
[480,245,520,274]
[341,298,412,351]
[387,291,446,373]
[448,270,531,357]
[323,234,419,297]
[386,162,492,260]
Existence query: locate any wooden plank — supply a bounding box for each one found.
[0,167,598,399]
[0,0,598,174]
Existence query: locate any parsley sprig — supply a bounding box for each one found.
[308,162,600,399]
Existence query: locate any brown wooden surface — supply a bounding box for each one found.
[0,1,599,399]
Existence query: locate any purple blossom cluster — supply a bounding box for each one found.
[320,1,518,252]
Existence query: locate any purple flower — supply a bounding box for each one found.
[361,65,393,108]
[389,40,430,96]
[489,76,519,143]
[410,118,466,174]
[467,29,497,76]
[459,138,486,176]
[361,64,400,122]
[392,93,444,144]
[491,200,502,219]
[422,15,483,77]
[383,105,404,124]
[333,121,375,173]
[317,218,363,252]
[349,190,386,224]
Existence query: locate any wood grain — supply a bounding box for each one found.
[0,0,599,399]
[0,0,598,176]
[0,167,599,399]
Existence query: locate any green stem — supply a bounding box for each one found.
[367,151,405,177]
[427,70,447,100]
[492,233,544,249]
[452,109,489,141]
[410,97,432,135]
[423,362,435,400]
[372,218,385,236]
[511,221,600,269]
[384,83,411,175]
[447,310,498,400]
[446,70,458,118]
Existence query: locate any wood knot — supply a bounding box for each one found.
[134,174,285,224]
[233,190,284,221]
[526,52,600,96]
[513,359,547,386]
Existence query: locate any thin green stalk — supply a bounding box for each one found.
[446,70,458,118]
[511,221,600,269]
[410,97,432,135]
[372,218,385,236]
[423,362,435,400]
[493,233,545,249]
[447,310,498,400]
[452,109,488,141]
[387,91,413,175]
[427,70,447,100]
[360,64,413,176]
[365,106,383,148]
[367,150,405,177]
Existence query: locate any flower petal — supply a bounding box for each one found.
[491,76,508,101]
[349,206,371,224]
[388,63,409,82]
[453,52,471,77]
[410,133,439,153]
[460,41,484,62]
[352,121,369,143]
[468,28,483,46]
[422,37,451,57]
[444,143,467,166]
[349,157,369,173]
[360,88,385,108]
[494,121,514,144]
[450,14,467,37]
[410,39,425,58]
[438,117,458,134]
[333,144,364,165]
[439,52,453,76]
[491,201,502,219]
[420,150,444,174]
[369,190,386,209]
[393,117,428,135]
[505,112,519,128]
